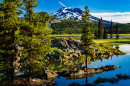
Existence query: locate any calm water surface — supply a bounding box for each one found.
[53,44,130,86]
[60,35,130,39]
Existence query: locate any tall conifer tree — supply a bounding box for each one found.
[81,6,94,69]
[98,19,101,38]
[0,0,22,85]
[100,17,104,38]
[110,20,113,39]
[116,22,119,39]
[98,17,104,39]
[103,27,108,39]
[20,0,52,83]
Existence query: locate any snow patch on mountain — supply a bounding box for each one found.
[51,7,84,21]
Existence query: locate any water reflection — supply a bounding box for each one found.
[94,74,130,85]
[119,44,130,54]
[1,43,130,85]
[68,77,96,86]
[54,43,130,86]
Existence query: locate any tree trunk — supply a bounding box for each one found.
[29,0,33,22]
[86,56,88,69]
[86,77,88,85]
[28,64,31,83]
[29,76,31,84]
[11,57,14,85]
[11,29,15,85]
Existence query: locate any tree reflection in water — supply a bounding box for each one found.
[68,77,99,86]
[93,74,130,85]
[68,74,130,86]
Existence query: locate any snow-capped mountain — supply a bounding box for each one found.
[51,7,84,20]
[51,7,116,25]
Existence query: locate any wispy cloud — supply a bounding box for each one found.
[90,12,130,23]
[59,1,66,7]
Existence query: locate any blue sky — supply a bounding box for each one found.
[1,0,130,23]
[33,0,130,23]
[36,0,130,14]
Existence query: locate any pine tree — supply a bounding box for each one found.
[110,20,113,39]
[20,0,52,83]
[23,0,40,22]
[116,22,119,39]
[81,6,94,69]
[98,19,101,38]
[98,18,104,39]
[0,0,22,84]
[103,27,108,39]
[100,17,104,38]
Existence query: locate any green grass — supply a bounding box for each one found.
[93,39,130,43]
[101,43,124,46]
[49,34,81,37]
[50,34,130,46]
[50,34,130,37]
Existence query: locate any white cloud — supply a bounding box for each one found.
[90,12,130,23]
[59,1,66,7]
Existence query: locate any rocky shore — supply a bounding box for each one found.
[43,65,117,79]
[61,65,116,77]
[45,38,125,62]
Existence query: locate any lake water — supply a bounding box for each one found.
[53,44,130,86]
[59,35,130,40]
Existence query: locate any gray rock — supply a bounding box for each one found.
[75,50,82,56]
[76,70,84,75]
[70,54,73,58]
[68,49,74,53]
[45,70,59,78]
[72,53,78,58]
[95,69,103,73]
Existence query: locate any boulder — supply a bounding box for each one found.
[75,70,84,75]
[88,68,95,73]
[44,70,59,78]
[75,50,82,56]
[68,49,74,53]
[72,53,78,58]
[63,49,68,52]
[95,69,103,73]
[70,54,73,58]
[83,68,87,72]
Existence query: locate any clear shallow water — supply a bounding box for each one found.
[54,44,130,86]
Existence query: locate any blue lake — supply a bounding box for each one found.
[53,44,130,86]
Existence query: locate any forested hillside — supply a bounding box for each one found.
[50,20,130,34]
[51,20,97,34]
